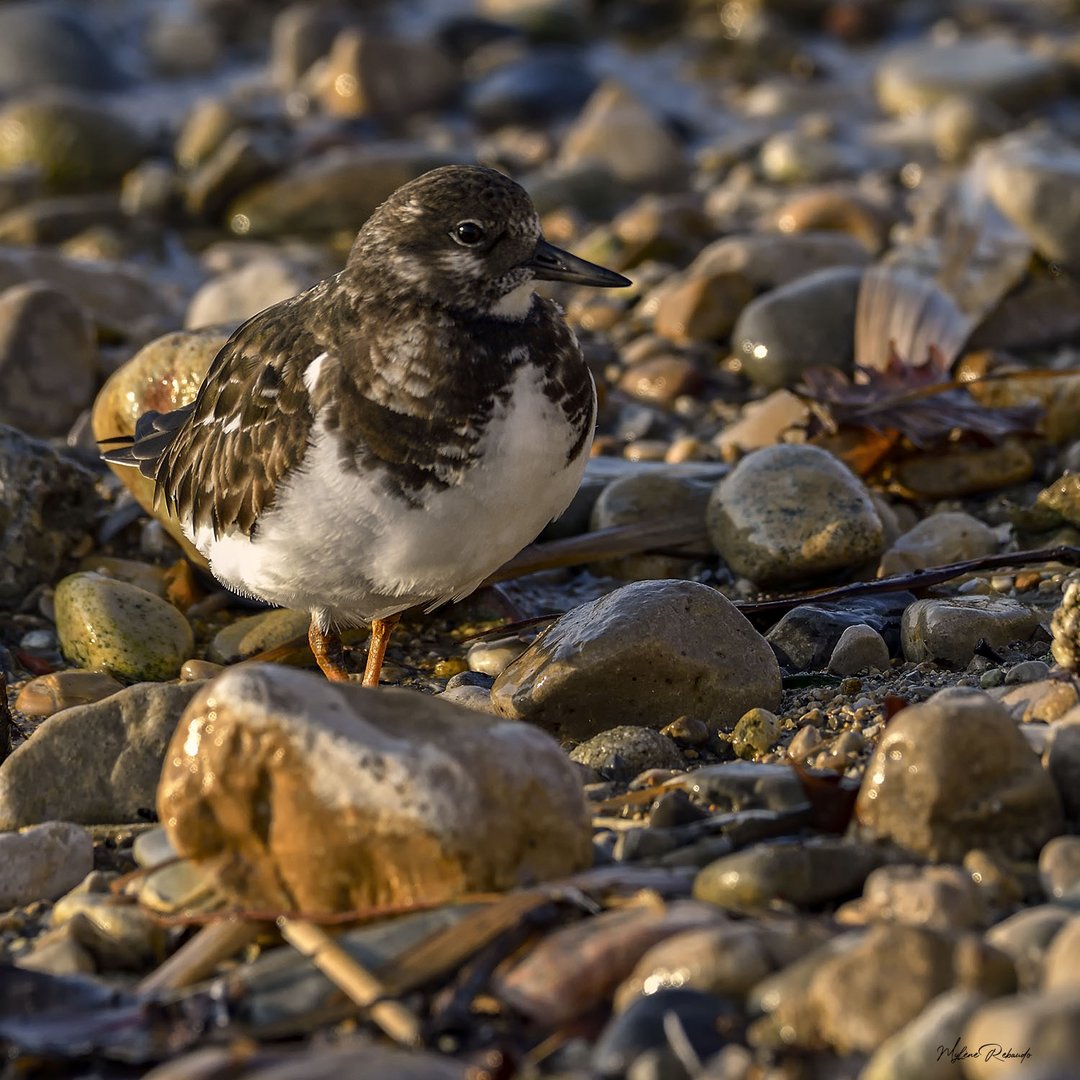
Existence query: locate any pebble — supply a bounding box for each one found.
[1043,915,1080,992]
[962,990,1080,1079]
[878,511,999,577]
[0,5,126,93]
[558,80,688,191]
[54,572,193,682]
[569,725,683,782]
[0,822,93,908]
[1039,836,1080,902]
[14,670,123,718]
[0,92,145,193]
[491,580,782,739]
[159,664,591,914]
[730,707,781,759]
[855,688,1064,862]
[494,901,721,1028]
[184,129,289,222]
[731,266,863,390]
[1045,712,1080,824]
[707,444,885,586]
[15,921,96,976]
[1006,660,1053,685]
[0,424,100,608]
[713,388,809,457]
[842,864,988,931]
[986,905,1075,991]
[876,39,1063,116]
[693,838,882,910]
[995,679,1079,725]
[891,439,1034,499]
[827,623,891,675]
[207,608,311,665]
[650,272,754,346]
[0,680,202,829]
[465,636,527,678]
[467,47,597,128]
[901,596,1042,668]
[50,889,165,970]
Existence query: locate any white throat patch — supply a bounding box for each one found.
[489,282,536,321]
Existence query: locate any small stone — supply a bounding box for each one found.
[1039,836,1080,902]
[827,624,890,675]
[787,724,823,760]
[15,922,96,975]
[617,354,705,404]
[184,129,288,222]
[1006,660,1053,685]
[0,681,203,829]
[731,266,863,391]
[207,608,311,665]
[0,92,145,193]
[855,689,1064,862]
[1045,711,1080,823]
[851,864,988,931]
[1043,915,1080,991]
[145,8,222,76]
[876,39,1062,116]
[181,659,224,682]
[660,715,709,747]
[891,439,1033,499]
[0,822,93,908]
[986,904,1075,990]
[270,3,344,91]
[557,80,688,191]
[14,671,123,719]
[707,444,885,586]
[51,890,165,969]
[159,665,592,914]
[772,192,891,252]
[651,274,753,346]
[466,48,597,128]
[318,29,460,121]
[437,683,499,715]
[878,511,999,577]
[491,580,781,739]
[54,573,193,683]
[466,637,528,678]
[569,726,683,782]
[995,679,1079,725]
[901,596,1042,668]
[730,708,781,759]
[693,838,882,910]
[808,924,1015,1054]
[712,389,809,457]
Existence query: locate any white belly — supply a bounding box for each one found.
[190,365,594,623]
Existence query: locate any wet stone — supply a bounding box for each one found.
[876,39,1063,116]
[491,580,782,739]
[207,608,311,665]
[844,864,989,931]
[54,572,193,683]
[855,689,1064,862]
[731,266,863,390]
[569,725,684,782]
[0,424,101,608]
[985,905,1075,991]
[708,444,885,586]
[693,838,882,911]
[828,623,891,675]
[730,708,781,759]
[878,511,999,577]
[14,671,123,719]
[159,665,592,914]
[962,990,1080,1079]
[901,596,1042,668]
[0,680,203,829]
[0,822,93,909]
[466,637,527,678]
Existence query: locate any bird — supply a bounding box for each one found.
[103,165,631,686]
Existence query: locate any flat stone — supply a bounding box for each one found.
[731,266,863,390]
[14,671,123,719]
[855,689,1064,862]
[54,572,193,683]
[901,596,1042,668]
[713,389,810,456]
[828,623,891,675]
[0,681,203,829]
[876,39,1063,116]
[158,665,592,914]
[878,511,999,577]
[0,424,101,607]
[0,822,93,908]
[491,580,781,739]
[708,444,885,586]
[207,608,312,665]
[693,838,881,911]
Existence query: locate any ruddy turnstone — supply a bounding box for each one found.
[104,165,630,685]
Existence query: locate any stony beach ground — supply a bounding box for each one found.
[5,0,1080,1077]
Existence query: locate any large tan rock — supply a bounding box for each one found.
[158,665,592,915]
[855,689,1064,862]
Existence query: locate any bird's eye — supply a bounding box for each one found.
[452,220,486,246]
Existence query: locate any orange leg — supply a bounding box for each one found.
[362,614,401,687]
[308,620,351,682]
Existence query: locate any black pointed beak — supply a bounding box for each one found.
[525,238,631,288]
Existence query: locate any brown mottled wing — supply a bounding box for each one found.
[152,302,325,539]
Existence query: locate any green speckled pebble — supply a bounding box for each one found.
[208,607,311,664]
[54,572,193,682]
